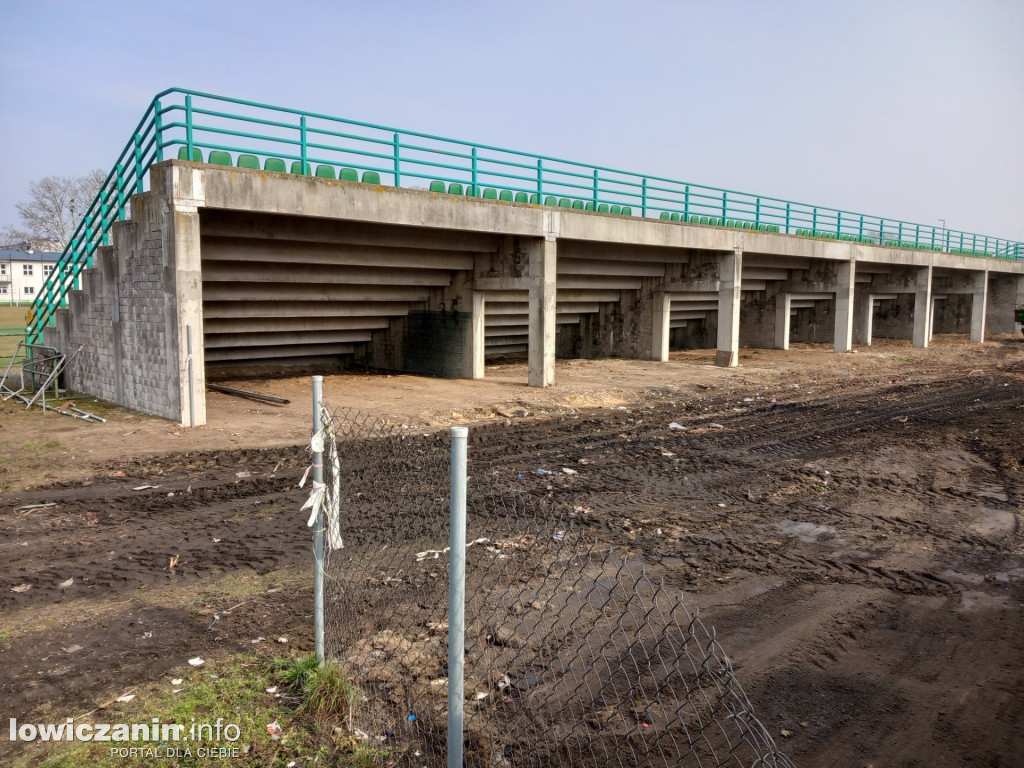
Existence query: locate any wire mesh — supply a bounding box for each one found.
[318,407,793,768]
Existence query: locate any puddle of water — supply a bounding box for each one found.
[959,591,1010,613]
[775,519,840,544]
[972,507,1015,535]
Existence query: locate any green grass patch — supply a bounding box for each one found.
[12,654,388,768]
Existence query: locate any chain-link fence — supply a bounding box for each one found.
[309,398,793,768]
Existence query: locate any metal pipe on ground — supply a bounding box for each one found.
[206,383,291,405]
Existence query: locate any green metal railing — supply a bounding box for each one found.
[27,87,1023,343]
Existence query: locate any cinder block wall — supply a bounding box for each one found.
[46,191,182,420]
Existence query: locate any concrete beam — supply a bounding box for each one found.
[557,258,666,277]
[205,329,372,348]
[202,300,415,318]
[203,315,391,333]
[205,342,356,361]
[528,237,557,387]
[201,236,476,271]
[716,249,742,367]
[202,260,454,287]
[202,284,431,302]
[834,261,855,353]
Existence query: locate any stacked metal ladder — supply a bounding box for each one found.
[0,342,105,423]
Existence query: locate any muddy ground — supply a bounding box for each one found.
[1,336,1022,767]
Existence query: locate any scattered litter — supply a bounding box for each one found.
[115,694,136,703]
[213,538,222,543]
[16,502,57,511]
[354,728,370,740]
[10,584,31,593]
[578,458,590,464]
[132,485,160,491]
[717,503,726,508]
[743,397,754,402]
[561,467,577,475]
[277,636,288,643]
[287,761,297,767]
[657,528,663,536]
[188,657,205,667]
[708,423,724,429]
[251,636,264,644]
[537,468,563,475]
[235,471,252,479]
[552,532,566,542]
[661,451,675,458]
[266,686,278,694]
[209,674,219,679]
[110,471,127,478]
[172,689,183,694]
[475,692,488,700]
[267,722,282,740]
[142,631,153,639]
[513,410,529,417]
[780,729,793,737]
[167,492,174,497]
[63,645,83,654]
[669,422,687,430]
[170,678,183,685]
[407,714,417,722]
[59,578,74,588]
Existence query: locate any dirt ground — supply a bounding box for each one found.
[1,335,1022,767]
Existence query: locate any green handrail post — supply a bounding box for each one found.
[592,169,599,207]
[101,197,109,245]
[858,215,864,239]
[972,234,977,253]
[721,191,727,224]
[134,133,144,193]
[812,208,818,235]
[914,224,920,248]
[471,147,478,196]
[755,198,761,227]
[897,222,903,245]
[641,178,648,218]
[984,236,989,255]
[392,132,401,187]
[185,94,194,159]
[300,115,307,174]
[684,186,690,219]
[837,210,842,237]
[536,158,543,201]
[154,99,164,162]
[116,163,125,220]
[84,215,93,268]
[930,227,936,250]
[785,202,791,234]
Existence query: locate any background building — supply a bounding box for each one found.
[0,249,60,305]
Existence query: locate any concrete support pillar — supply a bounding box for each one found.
[527,236,556,387]
[715,248,742,367]
[970,271,988,343]
[834,261,855,353]
[853,289,873,346]
[469,291,485,378]
[170,165,207,427]
[651,291,671,362]
[912,266,933,348]
[774,293,791,350]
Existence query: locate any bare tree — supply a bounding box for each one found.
[2,170,107,250]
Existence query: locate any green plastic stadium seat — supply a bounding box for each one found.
[315,165,336,179]
[264,158,286,173]
[465,185,478,197]
[177,146,203,161]
[660,212,671,220]
[726,220,738,228]
[670,213,681,221]
[237,154,260,170]
[610,205,621,214]
[290,161,311,174]
[448,182,464,195]
[339,168,359,182]
[597,203,610,213]
[698,216,709,225]
[572,200,584,209]
[516,192,529,203]
[529,193,540,204]
[621,207,632,215]
[429,180,446,192]
[744,222,755,230]
[362,171,381,184]
[483,188,498,200]
[584,202,595,211]
[558,198,572,208]
[209,150,232,166]
[499,190,513,202]
[544,196,557,206]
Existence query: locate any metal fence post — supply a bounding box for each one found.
[312,375,325,665]
[448,426,468,768]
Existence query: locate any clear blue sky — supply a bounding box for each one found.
[1,0,1021,240]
